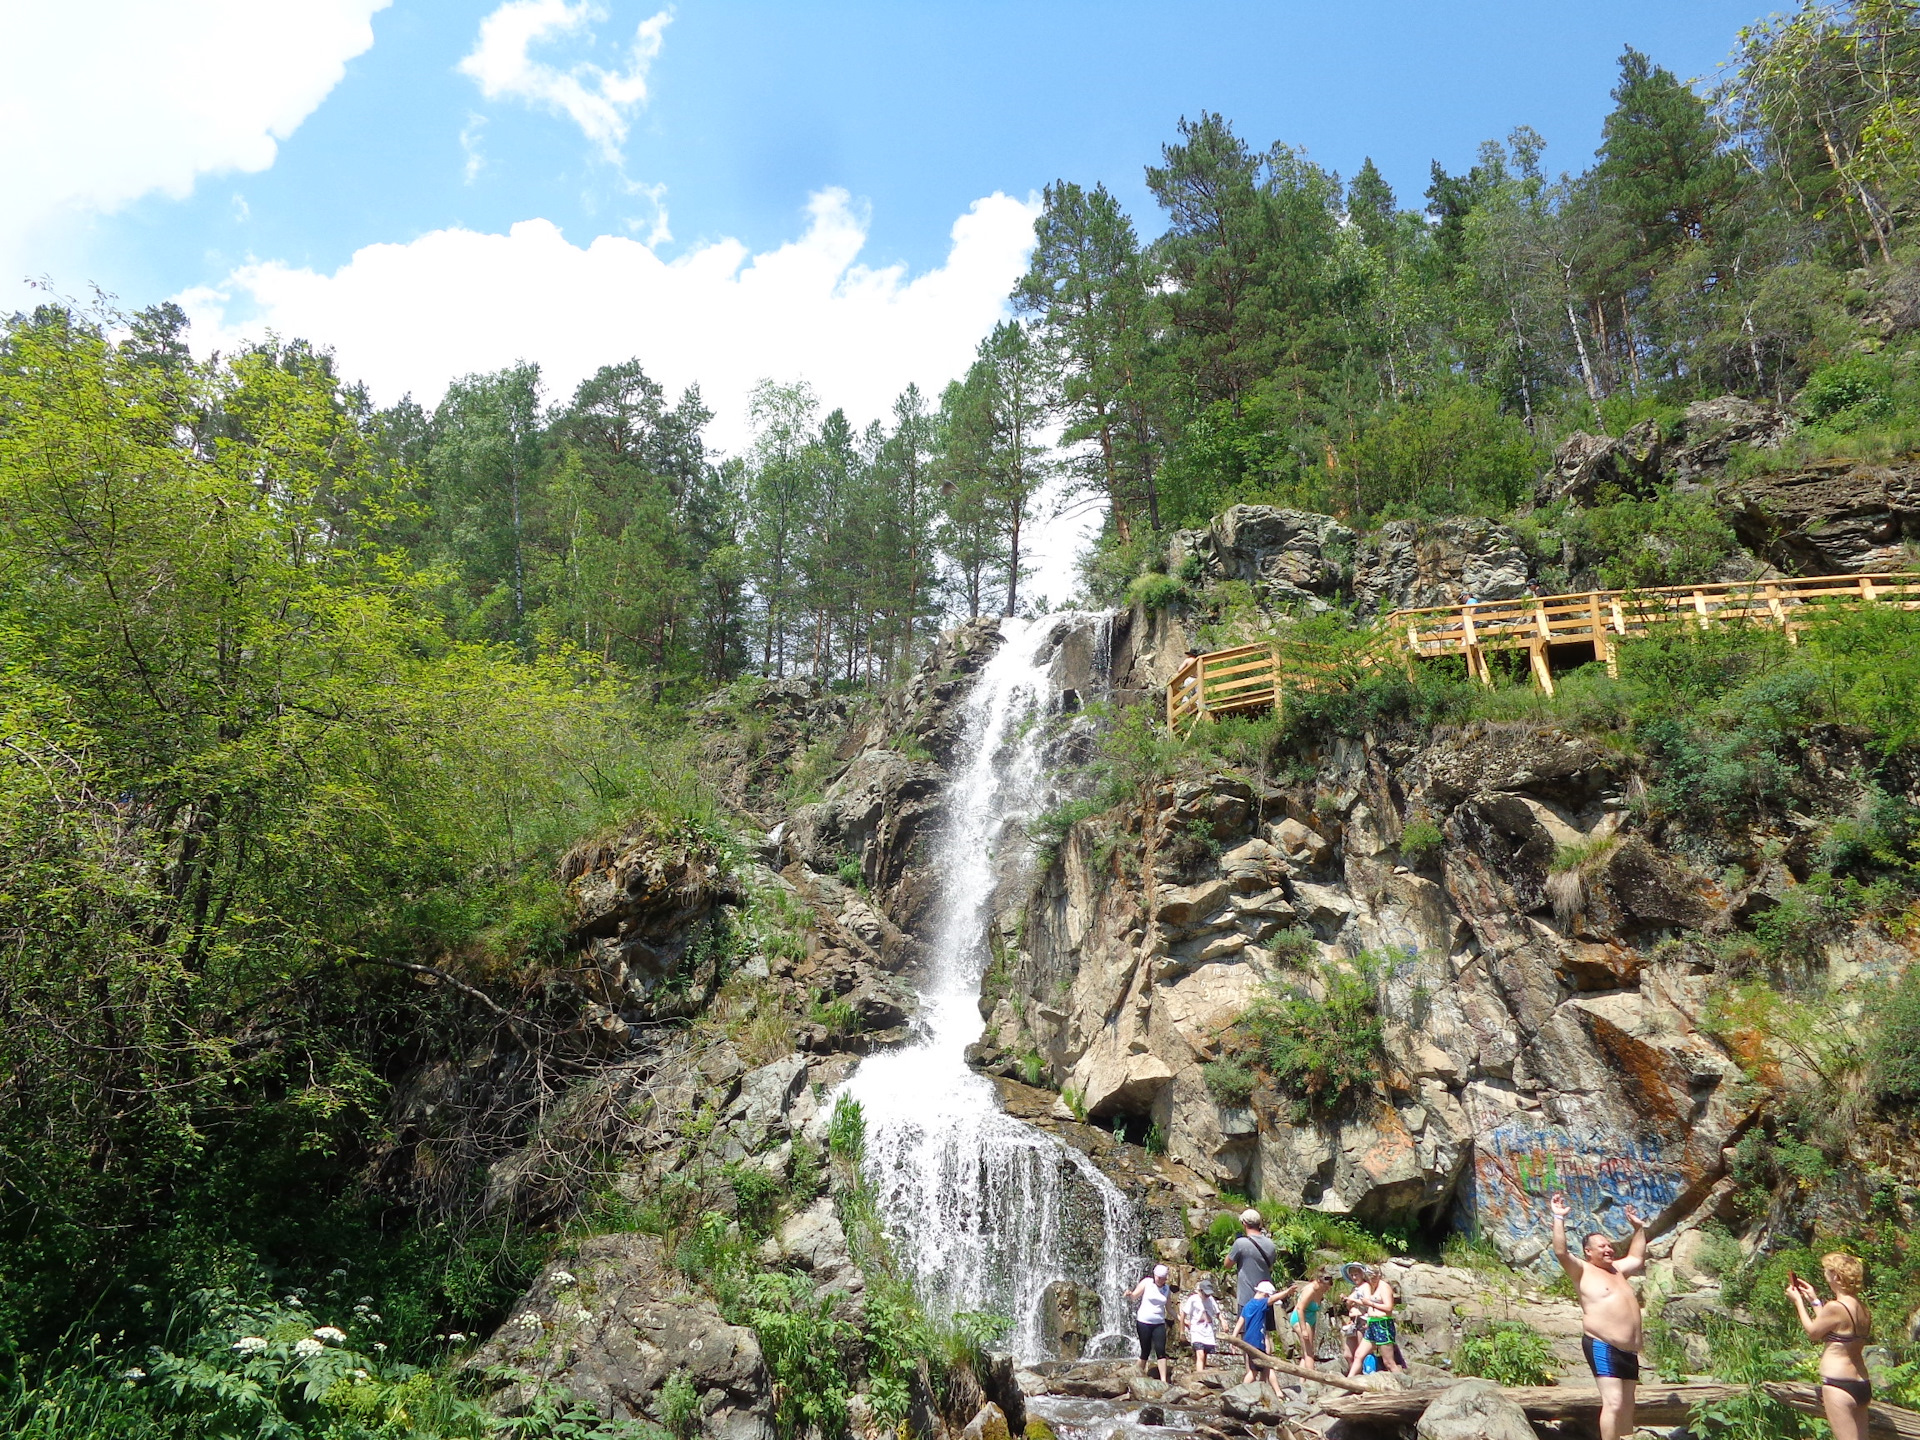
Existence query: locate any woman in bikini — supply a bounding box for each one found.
[1788,1252,1873,1440]
[1276,1269,1334,1370]
[1345,1264,1405,1377]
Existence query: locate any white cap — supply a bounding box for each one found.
[1255,1280,1277,1296]
[1154,1264,1169,1279]
[1240,1207,1263,1227]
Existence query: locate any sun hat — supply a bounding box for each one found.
[1344,1262,1370,1282]
[1240,1207,1263,1226]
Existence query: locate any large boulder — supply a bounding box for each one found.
[473,1233,773,1440]
[1171,506,1357,610]
[1352,517,1534,614]
[1037,1281,1103,1361]
[1535,420,1664,507]
[1667,395,1792,481]
[1416,1378,1538,1440]
[1718,458,1920,574]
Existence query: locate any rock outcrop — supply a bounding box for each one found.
[984,721,1759,1260]
[1719,457,1920,575]
[1352,517,1535,614]
[1169,507,1356,611]
[472,1233,775,1440]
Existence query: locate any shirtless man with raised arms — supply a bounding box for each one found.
[1549,1191,1647,1440]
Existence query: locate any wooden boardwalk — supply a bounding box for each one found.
[1166,570,1920,733]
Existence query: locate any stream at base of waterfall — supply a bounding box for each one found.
[841,615,1143,1365]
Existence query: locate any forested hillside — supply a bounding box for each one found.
[4,3,1920,1437]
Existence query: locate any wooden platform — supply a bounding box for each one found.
[1166,570,1920,733]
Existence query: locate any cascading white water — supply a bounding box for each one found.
[843,616,1141,1363]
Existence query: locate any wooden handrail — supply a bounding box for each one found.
[1165,569,1920,733]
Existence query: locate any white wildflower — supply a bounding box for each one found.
[356,1296,374,1305]
[550,1271,577,1288]
[293,1338,325,1359]
[447,1332,467,1343]
[574,1308,594,1325]
[232,1337,269,1355]
[329,1268,348,1277]
[312,1327,348,1345]
[353,1305,369,1315]
[368,1314,382,1324]
[372,1343,387,1354]
[514,1312,543,1331]
[120,1367,146,1381]
[353,1369,370,1381]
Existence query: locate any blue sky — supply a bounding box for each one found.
[8,0,1766,459]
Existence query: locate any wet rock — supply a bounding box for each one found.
[1136,1403,1169,1425]
[977,1352,1028,1436]
[1416,1378,1537,1440]
[1171,506,1357,610]
[960,1402,1012,1440]
[1039,1283,1105,1362]
[1352,517,1534,615]
[1128,1376,1168,1401]
[1221,1382,1284,1424]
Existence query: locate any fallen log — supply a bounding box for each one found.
[1322,1380,1920,1438]
[1221,1335,1372,1395]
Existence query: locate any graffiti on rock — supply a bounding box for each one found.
[1459,1124,1685,1260]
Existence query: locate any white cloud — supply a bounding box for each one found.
[0,0,387,284]
[180,189,1041,456]
[459,0,669,161]
[460,114,489,184]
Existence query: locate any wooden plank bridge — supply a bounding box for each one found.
[1166,570,1920,734]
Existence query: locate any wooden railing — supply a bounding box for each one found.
[1165,570,1920,733]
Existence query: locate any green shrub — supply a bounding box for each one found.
[1399,819,1443,866]
[1017,1051,1047,1088]
[1801,354,1895,431]
[1268,926,1316,965]
[1585,490,1739,590]
[1237,956,1388,1113]
[826,1095,865,1162]
[1203,1059,1257,1107]
[1125,572,1187,611]
[726,1164,784,1238]
[1190,1212,1243,1269]
[1453,1321,1555,1385]
[659,1369,700,1438]
[835,855,864,888]
[1870,966,1920,1107]
[1439,1232,1512,1275]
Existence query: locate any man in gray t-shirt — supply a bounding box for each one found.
[1228,1208,1277,1307]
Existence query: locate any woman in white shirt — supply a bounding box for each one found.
[1179,1277,1222,1374]
[1125,1264,1173,1384]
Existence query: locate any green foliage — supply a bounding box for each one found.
[1017,1051,1048,1088]
[732,1273,854,1440]
[826,1095,865,1162]
[1267,926,1317,964]
[1583,491,1740,590]
[725,1165,785,1239]
[1398,819,1443,866]
[1125,572,1187,611]
[1800,354,1895,432]
[1689,1321,1813,1440]
[1235,954,1391,1113]
[835,855,864,889]
[1202,1060,1257,1107]
[1452,1321,1556,1386]
[1333,383,1546,519]
[1439,1232,1513,1276]
[1870,965,1920,1108]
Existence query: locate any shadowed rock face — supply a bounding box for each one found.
[1720,458,1920,574]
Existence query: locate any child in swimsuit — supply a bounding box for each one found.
[1277,1270,1334,1370]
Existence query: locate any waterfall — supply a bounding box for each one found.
[842,615,1140,1363]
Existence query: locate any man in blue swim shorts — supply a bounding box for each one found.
[1550,1191,1648,1440]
